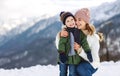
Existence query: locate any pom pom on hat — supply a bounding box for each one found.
[60,11,65,17]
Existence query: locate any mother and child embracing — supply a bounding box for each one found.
[55,8,103,76]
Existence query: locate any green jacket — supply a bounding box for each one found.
[58,30,91,64]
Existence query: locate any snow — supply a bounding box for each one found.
[93,61,120,76]
[0,61,120,76]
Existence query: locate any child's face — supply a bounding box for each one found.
[65,16,75,28]
[75,18,86,30]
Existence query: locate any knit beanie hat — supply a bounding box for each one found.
[75,8,90,23]
[60,11,75,25]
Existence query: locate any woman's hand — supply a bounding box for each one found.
[74,42,80,51]
[74,42,82,54]
[60,29,68,37]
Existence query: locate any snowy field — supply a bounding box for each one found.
[0,61,120,76]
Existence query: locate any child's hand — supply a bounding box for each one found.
[59,53,68,63]
[74,42,80,51]
[60,29,68,37]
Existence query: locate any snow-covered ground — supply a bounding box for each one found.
[0,61,120,76]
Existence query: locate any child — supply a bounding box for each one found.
[56,11,93,76]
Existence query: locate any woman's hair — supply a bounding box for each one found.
[85,23,104,42]
[85,23,95,35]
[97,32,104,42]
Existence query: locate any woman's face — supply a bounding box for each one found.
[75,18,86,30]
[65,16,75,28]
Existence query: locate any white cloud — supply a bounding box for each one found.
[0,0,116,20]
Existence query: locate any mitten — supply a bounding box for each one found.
[59,53,68,63]
[86,51,93,62]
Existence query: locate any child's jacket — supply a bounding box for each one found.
[58,29,91,64]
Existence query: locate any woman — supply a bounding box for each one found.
[57,8,103,76]
[74,8,103,76]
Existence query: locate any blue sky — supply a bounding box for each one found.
[0,0,116,20]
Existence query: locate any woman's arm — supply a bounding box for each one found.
[55,29,69,49]
[90,34,100,62]
[74,42,89,61]
[75,34,100,62]
[55,32,60,49]
[60,29,68,37]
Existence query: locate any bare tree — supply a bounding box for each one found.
[99,21,113,61]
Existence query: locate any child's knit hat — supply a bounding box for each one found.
[60,11,75,25]
[75,8,90,23]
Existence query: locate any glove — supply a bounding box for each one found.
[86,51,93,62]
[59,53,68,63]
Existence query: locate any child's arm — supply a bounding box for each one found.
[58,37,67,53]
[56,32,68,63]
[80,31,93,62]
[58,37,68,63]
[80,31,90,52]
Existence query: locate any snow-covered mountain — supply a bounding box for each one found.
[89,0,120,61]
[0,15,61,69]
[0,14,53,36]
[0,15,53,46]
[90,0,120,25]
[0,0,119,69]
